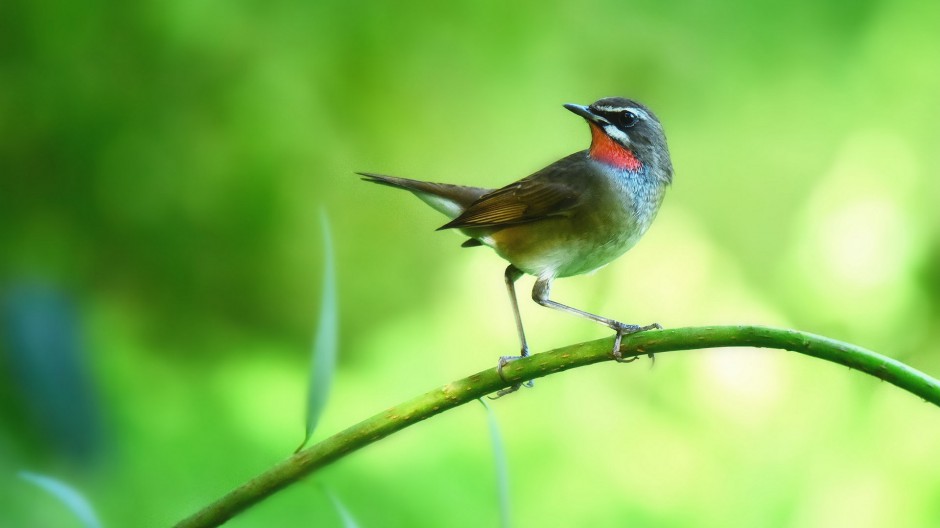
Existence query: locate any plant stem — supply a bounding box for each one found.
[173,325,940,528]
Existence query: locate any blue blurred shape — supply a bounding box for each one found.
[479,398,511,528]
[19,471,103,528]
[322,485,360,528]
[1,281,103,465]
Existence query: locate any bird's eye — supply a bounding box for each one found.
[619,111,638,128]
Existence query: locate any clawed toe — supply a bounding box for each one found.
[611,322,662,362]
[615,354,640,363]
[496,355,520,381]
[492,351,534,399]
[489,383,522,399]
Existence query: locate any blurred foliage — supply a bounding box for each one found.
[298,212,337,452]
[19,471,103,528]
[2,0,940,526]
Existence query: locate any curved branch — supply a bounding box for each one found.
[174,325,940,528]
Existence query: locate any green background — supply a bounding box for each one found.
[3,0,940,526]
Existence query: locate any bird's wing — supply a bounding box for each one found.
[438,153,585,230]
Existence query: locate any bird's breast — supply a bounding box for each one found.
[484,160,667,280]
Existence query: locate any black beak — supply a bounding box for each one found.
[563,103,608,125]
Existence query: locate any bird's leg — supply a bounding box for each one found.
[505,265,530,360]
[492,265,534,398]
[532,277,660,362]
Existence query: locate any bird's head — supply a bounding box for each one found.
[564,97,673,184]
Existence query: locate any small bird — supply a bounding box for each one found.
[361,97,673,394]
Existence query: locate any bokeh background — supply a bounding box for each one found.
[3,0,940,526]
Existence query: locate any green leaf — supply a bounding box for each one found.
[19,471,103,528]
[296,210,339,453]
[322,485,360,528]
[479,399,511,528]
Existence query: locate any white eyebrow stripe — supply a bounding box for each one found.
[593,106,650,121]
[602,124,630,143]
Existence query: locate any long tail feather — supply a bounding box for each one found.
[358,172,491,219]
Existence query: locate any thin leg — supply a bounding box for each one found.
[532,277,660,362]
[492,265,534,398]
[505,265,529,358]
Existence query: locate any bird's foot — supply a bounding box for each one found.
[611,322,662,363]
[490,349,534,399]
[489,383,523,399]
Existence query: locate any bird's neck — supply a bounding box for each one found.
[588,124,642,172]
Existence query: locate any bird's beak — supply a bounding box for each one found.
[563,103,608,125]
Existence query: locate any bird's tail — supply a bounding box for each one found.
[358,172,490,220]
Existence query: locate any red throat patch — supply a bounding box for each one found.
[589,124,642,172]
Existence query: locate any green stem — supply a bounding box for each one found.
[173,325,940,528]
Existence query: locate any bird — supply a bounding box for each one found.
[360,97,673,395]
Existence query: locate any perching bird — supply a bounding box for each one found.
[361,97,673,395]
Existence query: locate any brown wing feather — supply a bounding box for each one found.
[439,153,586,230]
